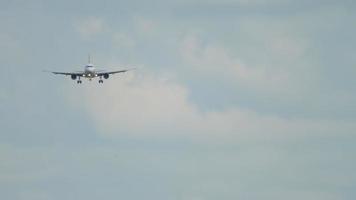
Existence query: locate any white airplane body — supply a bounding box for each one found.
[47,56,131,84]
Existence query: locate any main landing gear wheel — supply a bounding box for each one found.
[99,80,103,83]
[77,80,82,84]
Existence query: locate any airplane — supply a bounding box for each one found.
[45,56,132,84]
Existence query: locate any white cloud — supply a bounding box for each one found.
[0,32,26,63]
[112,32,136,49]
[270,35,307,61]
[179,34,301,96]
[66,70,355,142]
[65,11,354,142]
[133,16,157,36]
[75,17,107,39]
[18,189,52,200]
[177,0,292,5]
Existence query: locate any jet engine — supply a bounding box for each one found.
[71,74,77,80]
[103,73,109,79]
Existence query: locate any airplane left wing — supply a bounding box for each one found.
[96,69,130,76]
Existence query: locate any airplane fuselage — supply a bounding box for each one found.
[83,65,97,80]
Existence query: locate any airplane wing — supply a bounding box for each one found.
[96,69,132,76]
[43,70,84,76]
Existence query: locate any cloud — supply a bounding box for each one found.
[134,16,156,34]
[64,7,355,141]
[179,34,305,96]
[75,17,107,39]
[176,0,293,6]
[66,70,355,142]
[112,32,136,49]
[0,31,25,63]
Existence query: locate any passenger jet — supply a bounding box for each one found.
[45,56,132,84]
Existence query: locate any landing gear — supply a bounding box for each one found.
[76,77,82,84]
[98,76,104,83]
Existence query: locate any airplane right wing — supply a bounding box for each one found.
[46,71,84,76]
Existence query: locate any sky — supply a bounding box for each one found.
[1,0,356,199]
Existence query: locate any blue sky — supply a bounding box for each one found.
[1,0,356,199]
